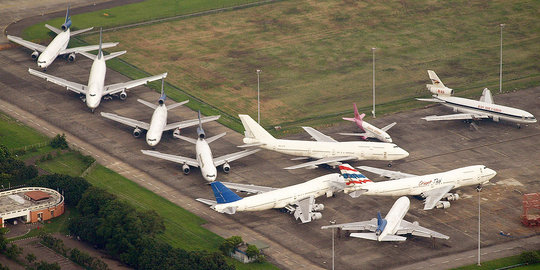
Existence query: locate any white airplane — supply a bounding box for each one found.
[101,80,220,147]
[339,103,396,142]
[340,164,496,210]
[141,111,259,182]
[321,196,449,241]
[418,70,537,128]
[237,114,409,170]
[28,29,167,112]
[7,7,118,69]
[196,168,352,223]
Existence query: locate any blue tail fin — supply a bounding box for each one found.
[211,182,242,204]
[61,5,72,31]
[375,211,387,235]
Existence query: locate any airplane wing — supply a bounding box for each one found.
[284,156,356,170]
[381,122,397,132]
[163,115,221,131]
[396,220,449,239]
[214,149,261,167]
[357,166,417,180]
[302,127,338,142]
[100,112,150,130]
[422,185,454,210]
[60,42,119,55]
[141,150,199,167]
[7,35,46,52]
[28,68,86,94]
[321,218,378,232]
[44,24,62,34]
[293,196,318,223]
[422,113,490,121]
[103,73,167,96]
[220,181,276,194]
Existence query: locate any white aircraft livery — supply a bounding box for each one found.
[340,164,496,210]
[238,114,409,170]
[321,197,449,241]
[339,103,396,142]
[28,29,166,112]
[418,70,537,127]
[197,168,352,223]
[7,7,118,69]
[101,80,220,147]
[141,111,258,182]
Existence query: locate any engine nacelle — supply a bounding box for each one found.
[435,201,451,209]
[173,128,181,137]
[222,163,230,173]
[313,204,324,212]
[133,127,142,138]
[427,84,454,96]
[444,193,460,201]
[197,126,205,139]
[31,51,39,60]
[61,20,72,31]
[67,53,76,62]
[158,93,166,105]
[311,212,322,221]
[119,91,127,100]
[182,164,190,175]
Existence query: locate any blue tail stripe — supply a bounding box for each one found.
[211,182,242,204]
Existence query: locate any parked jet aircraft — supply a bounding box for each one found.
[7,7,118,69]
[28,29,166,112]
[418,70,537,127]
[238,114,408,170]
[141,111,258,182]
[101,81,220,147]
[197,169,350,223]
[340,164,496,210]
[321,197,449,241]
[339,103,396,142]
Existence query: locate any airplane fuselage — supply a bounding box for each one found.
[37,29,70,69]
[196,138,218,182]
[379,196,409,241]
[357,120,392,143]
[213,173,342,213]
[436,96,537,124]
[249,138,408,161]
[349,165,496,197]
[146,105,167,146]
[86,55,106,110]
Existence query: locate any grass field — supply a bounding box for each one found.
[0,113,49,149]
[454,253,540,269]
[37,151,92,177]
[76,0,540,132]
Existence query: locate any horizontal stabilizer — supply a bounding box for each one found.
[349,233,378,241]
[167,100,189,110]
[237,142,264,148]
[348,189,368,198]
[350,233,407,241]
[70,27,93,36]
[211,181,242,204]
[381,122,397,132]
[104,50,127,61]
[338,132,368,137]
[416,98,444,103]
[174,134,197,144]
[206,132,227,144]
[196,198,216,206]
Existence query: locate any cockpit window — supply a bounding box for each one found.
[148,139,156,142]
[89,94,96,97]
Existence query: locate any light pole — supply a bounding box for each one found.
[372,47,376,118]
[256,69,262,124]
[330,220,336,270]
[477,185,482,266]
[499,24,505,93]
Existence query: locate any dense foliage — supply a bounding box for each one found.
[0,145,38,186]
[29,174,90,206]
[49,134,68,149]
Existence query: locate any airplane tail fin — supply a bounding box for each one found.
[197,110,205,139]
[158,78,166,105]
[238,114,275,142]
[426,70,454,96]
[211,181,242,204]
[97,28,103,60]
[339,164,373,186]
[61,5,72,31]
[343,104,365,126]
[479,88,494,104]
[427,70,445,88]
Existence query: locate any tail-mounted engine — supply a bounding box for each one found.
[31,51,39,60]
[158,93,166,105]
[67,53,76,62]
[182,164,190,174]
[197,126,205,139]
[132,127,141,138]
[222,162,230,173]
[119,91,127,100]
[61,20,72,31]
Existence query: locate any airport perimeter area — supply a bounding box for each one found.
[0,46,539,269]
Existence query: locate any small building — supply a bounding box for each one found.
[0,187,64,227]
[231,240,269,263]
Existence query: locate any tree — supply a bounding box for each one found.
[30,174,90,206]
[520,251,540,264]
[26,253,37,264]
[50,134,68,149]
[245,244,260,259]
[4,243,22,260]
[219,236,243,256]
[33,261,61,270]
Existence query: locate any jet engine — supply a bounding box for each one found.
[435,201,451,209]
[31,51,39,60]
[313,204,324,211]
[67,53,76,62]
[222,163,230,173]
[182,164,190,174]
[158,93,166,105]
[311,212,322,220]
[197,126,205,139]
[426,84,453,96]
[173,128,181,137]
[61,20,72,31]
[444,193,460,201]
[133,127,142,138]
[119,91,127,100]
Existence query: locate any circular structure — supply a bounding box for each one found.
[0,187,64,227]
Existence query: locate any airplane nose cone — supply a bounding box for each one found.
[400,148,409,158]
[486,168,497,178]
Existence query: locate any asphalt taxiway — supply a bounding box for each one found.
[0,47,539,269]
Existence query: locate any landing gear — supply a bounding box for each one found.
[517,124,521,129]
[387,163,392,167]
[476,184,482,192]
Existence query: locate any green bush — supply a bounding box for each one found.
[50,134,68,149]
[520,251,540,264]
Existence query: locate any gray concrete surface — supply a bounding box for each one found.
[0,47,539,269]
